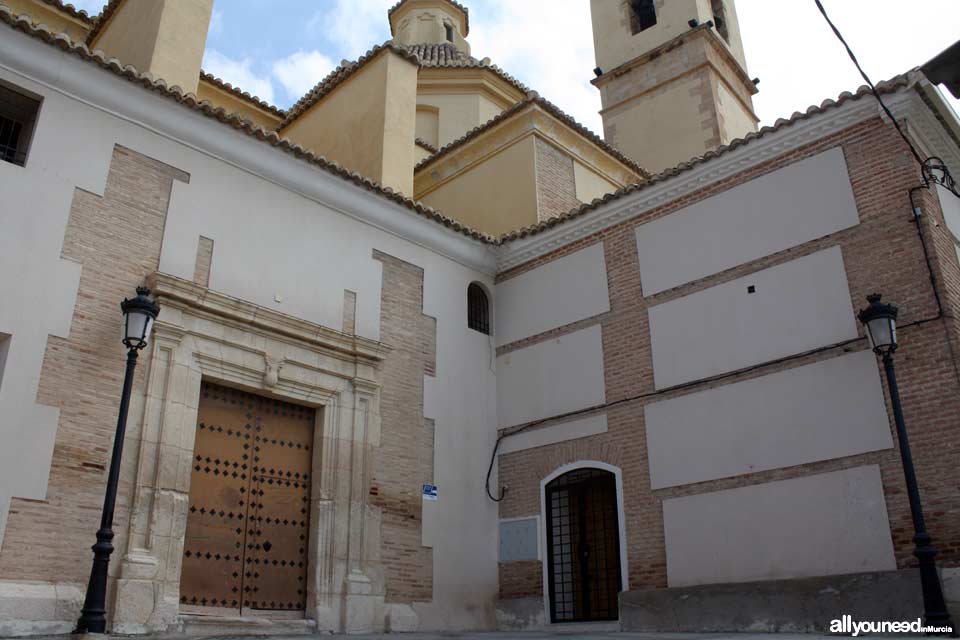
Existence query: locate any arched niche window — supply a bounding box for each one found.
[467,283,490,335]
[629,0,657,34]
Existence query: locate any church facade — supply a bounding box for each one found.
[1,0,959,635]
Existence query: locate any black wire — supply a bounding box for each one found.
[813,0,928,173]
[485,317,942,502]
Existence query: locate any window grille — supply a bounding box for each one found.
[467,283,490,335]
[0,83,41,167]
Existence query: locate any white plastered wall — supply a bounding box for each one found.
[0,34,499,631]
[645,351,892,489]
[496,325,605,427]
[635,147,860,295]
[648,246,859,388]
[662,465,897,586]
[495,242,610,346]
[0,69,116,548]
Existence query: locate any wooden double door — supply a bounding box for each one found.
[179,382,315,615]
[545,468,622,622]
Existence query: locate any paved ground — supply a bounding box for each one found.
[155,633,921,639]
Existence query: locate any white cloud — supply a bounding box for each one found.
[273,50,336,101]
[202,49,275,105]
[308,0,394,61]
[469,0,604,134]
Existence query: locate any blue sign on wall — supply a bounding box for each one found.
[422,484,438,501]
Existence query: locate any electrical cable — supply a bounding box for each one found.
[484,316,941,502]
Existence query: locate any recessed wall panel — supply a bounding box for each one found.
[648,246,858,389]
[939,184,960,238]
[663,465,896,587]
[495,243,610,346]
[645,352,892,489]
[635,148,860,295]
[496,325,605,427]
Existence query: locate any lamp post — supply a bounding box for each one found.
[858,293,954,632]
[75,287,160,634]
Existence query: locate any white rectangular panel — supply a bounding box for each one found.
[939,184,960,239]
[645,352,892,489]
[496,325,605,427]
[499,414,607,455]
[495,243,610,346]
[663,465,896,587]
[636,148,860,295]
[648,246,858,389]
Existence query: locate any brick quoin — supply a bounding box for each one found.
[371,250,437,604]
[495,115,960,596]
[0,146,189,584]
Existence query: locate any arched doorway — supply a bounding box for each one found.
[544,467,622,622]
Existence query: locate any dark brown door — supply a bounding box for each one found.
[546,468,622,623]
[179,382,314,615]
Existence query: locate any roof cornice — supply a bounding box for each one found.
[0,11,498,273]
[497,90,895,271]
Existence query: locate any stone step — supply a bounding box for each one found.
[177,613,317,636]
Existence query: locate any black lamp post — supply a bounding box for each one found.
[858,293,954,632]
[75,287,160,634]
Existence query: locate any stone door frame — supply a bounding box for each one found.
[111,272,390,634]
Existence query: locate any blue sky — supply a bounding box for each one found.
[67,0,960,133]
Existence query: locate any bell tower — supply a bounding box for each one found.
[590,0,758,173]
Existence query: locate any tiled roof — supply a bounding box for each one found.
[0,5,495,244]
[415,91,650,179]
[402,42,531,94]
[36,0,94,23]
[388,0,469,36]
[498,74,915,242]
[84,0,120,44]
[415,138,439,153]
[279,42,422,129]
[199,70,286,118]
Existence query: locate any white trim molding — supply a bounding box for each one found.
[538,460,629,624]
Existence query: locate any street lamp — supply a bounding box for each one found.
[76,287,160,634]
[858,293,954,632]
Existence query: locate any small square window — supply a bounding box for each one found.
[0,82,41,167]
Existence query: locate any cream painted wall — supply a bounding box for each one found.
[419,136,539,236]
[715,79,756,143]
[573,160,619,204]
[496,325,605,427]
[416,105,441,148]
[648,247,859,389]
[590,0,746,73]
[662,465,897,586]
[0,32,499,632]
[644,351,892,489]
[635,148,860,295]
[602,73,711,173]
[498,414,607,455]
[196,81,281,130]
[495,243,609,346]
[417,92,498,147]
[281,51,418,196]
[3,0,91,40]
[90,0,214,95]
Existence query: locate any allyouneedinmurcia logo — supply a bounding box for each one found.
[830,615,953,636]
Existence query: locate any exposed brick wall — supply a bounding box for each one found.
[370,250,436,604]
[499,561,542,599]
[192,235,214,287]
[535,137,579,222]
[495,116,960,598]
[0,145,188,582]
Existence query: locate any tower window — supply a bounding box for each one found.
[0,82,41,167]
[712,0,730,43]
[630,0,657,34]
[445,23,454,42]
[467,283,490,335]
